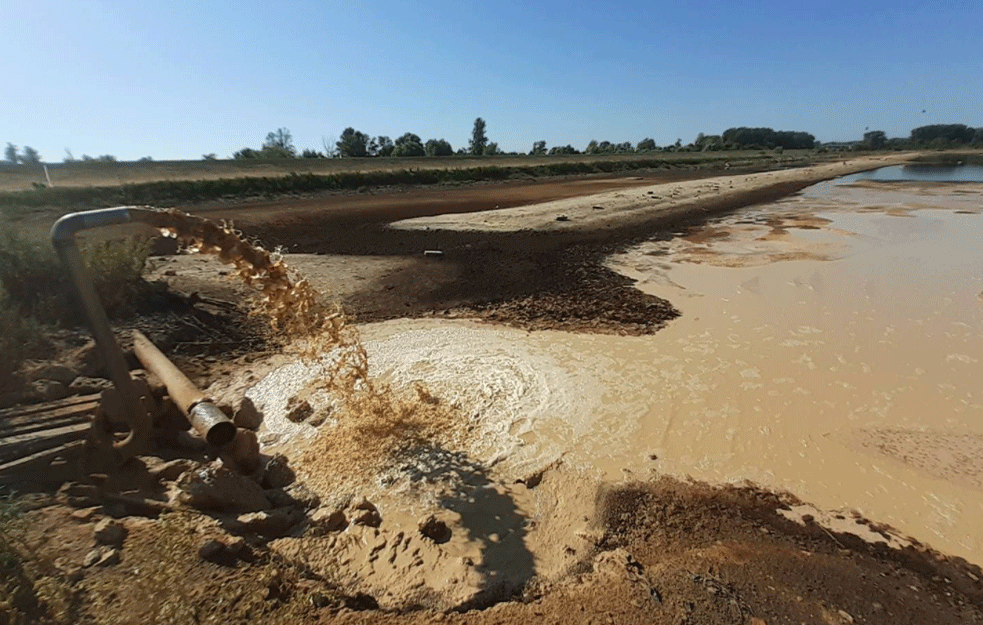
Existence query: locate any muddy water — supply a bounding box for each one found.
[331,178,983,566]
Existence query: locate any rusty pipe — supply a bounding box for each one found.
[50,207,161,460]
[131,331,236,447]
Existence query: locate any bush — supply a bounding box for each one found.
[0,225,151,324]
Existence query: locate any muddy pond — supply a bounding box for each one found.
[252,165,983,565]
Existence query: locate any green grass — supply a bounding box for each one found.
[0,152,817,216]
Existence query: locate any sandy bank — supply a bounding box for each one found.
[392,154,914,233]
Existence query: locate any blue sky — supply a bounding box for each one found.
[1,0,980,161]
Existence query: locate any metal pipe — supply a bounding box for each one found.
[50,207,153,460]
[131,331,236,447]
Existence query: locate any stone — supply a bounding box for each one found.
[418,515,452,544]
[837,610,854,624]
[175,466,271,513]
[285,399,313,423]
[82,549,103,568]
[69,376,114,396]
[225,536,255,562]
[148,458,198,482]
[284,482,320,510]
[28,363,77,385]
[198,539,235,566]
[264,488,296,509]
[262,454,295,489]
[96,548,121,567]
[235,508,305,539]
[352,499,381,528]
[32,379,68,401]
[233,396,263,430]
[70,507,100,522]
[93,519,127,546]
[310,508,348,533]
[222,429,261,474]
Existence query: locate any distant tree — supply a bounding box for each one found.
[615,141,634,153]
[548,145,578,155]
[598,141,613,153]
[674,138,682,148]
[636,138,657,151]
[973,128,983,146]
[96,154,117,162]
[336,127,370,157]
[20,146,40,164]
[300,149,323,158]
[202,153,218,160]
[233,147,260,159]
[138,156,153,162]
[863,130,887,150]
[424,138,454,156]
[482,142,500,156]
[722,127,815,149]
[910,124,975,145]
[81,154,94,161]
[4,143,17,163]
[374,136,394,157]
[585,140,600,154]
[262,128,296,157]
[530,140,546,155]
[64,148,75,162]
[469,118,488,155]
[393,133,425,157]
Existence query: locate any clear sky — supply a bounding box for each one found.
[1,0,980,161]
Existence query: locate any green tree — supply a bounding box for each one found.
[424,138,454,156]
[548,145,578,155]
[202,153,218,160]
[530,140,546,155]
[469,118,488,155]
[863,130,887,150]
[20,146,40,164]
[300,149,323,158]
[262,128,296,157]
[336,127,370,157]
[374,136,394,157]
[636,138,657,151]
[585,140,599,154]
[4,143,17,163]
[233,147,260,159]
[394,133,425,156]
[482,142,500,156]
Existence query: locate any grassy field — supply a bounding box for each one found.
[0,150,835,215]
[0,151,802,192]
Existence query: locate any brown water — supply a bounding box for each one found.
[319,180,983,565]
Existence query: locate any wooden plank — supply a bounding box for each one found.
[0,414,92,439]
[0,441,85,487]
[0,423,90,465]
[0,395,100,421]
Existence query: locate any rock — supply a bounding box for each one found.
[233,397,263,430]
[70,507,100,522]
[284,482,320,510]
[592,205,604,210]
[310,508,348,533]
[837,610,854,623]
[262,454,295,489]
[198,539,235,566]
[28,363,77,385]
[235,508,305,539]
[285,399,313,423]
[97,548,121,567]
[82,549,103,568]
[265,488,295,508]
[175,466,271,513]
[69,376,114,396]
[418,515,451,543]
[225,536,255,562]
[148,458,198,482]
[93,519,128,546]
[83,547,119,567]
[555,215,570,222]
[32,379,68,401]
[352,499,381,528]
[222,428,261,474]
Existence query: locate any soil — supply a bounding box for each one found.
[8,154,980,624]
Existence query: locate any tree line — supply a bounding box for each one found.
[7,121,981,165]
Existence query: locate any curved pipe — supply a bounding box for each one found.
[50,207,163,461]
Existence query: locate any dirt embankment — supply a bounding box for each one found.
[151,154,913,337]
